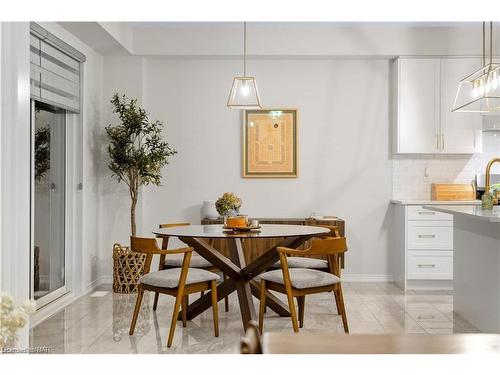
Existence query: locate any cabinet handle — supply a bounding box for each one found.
[417,314,435,319]
[418,234,436,238]
[417,264,436,268]
[441,133,445,150]
[436,134,440,150]
[418,211,435,215]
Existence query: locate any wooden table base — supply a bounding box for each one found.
[178,235,312,330]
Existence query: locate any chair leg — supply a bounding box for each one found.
[129,288,144,335]
[333,289,340,314]
[153,292,160,311]
[335,285,349,333]
[258,280,267,334]
[167,292,184,347]
[210,280,219,337]
[223,274,229,312]
[181,295,188,327]
[297,296,305,328]
[200,290,204,298]
[285,288,299,333]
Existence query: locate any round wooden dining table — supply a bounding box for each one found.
[153,224,329,330]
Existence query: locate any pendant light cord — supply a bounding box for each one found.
[490,21,493,66]
[483,21,485,67]
[243,21,247,77]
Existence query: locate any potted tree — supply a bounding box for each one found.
[106,93,176,293]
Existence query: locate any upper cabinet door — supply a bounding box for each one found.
[440,58,483,154]
[395,58,441,154]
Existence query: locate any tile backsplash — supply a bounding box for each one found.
[393,133,500,200]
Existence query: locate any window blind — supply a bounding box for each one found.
[30,23,85,113]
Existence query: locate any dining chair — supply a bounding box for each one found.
[129,236,219,347]
[258,236,349,334]
[154,223,229,312]
[271,225,342,272]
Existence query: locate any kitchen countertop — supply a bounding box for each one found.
[422,204,500,222]
[391,199,481,205]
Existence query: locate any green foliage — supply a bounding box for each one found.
[105,93,177,189]
[105,93,177,236]
[34,127,50,181]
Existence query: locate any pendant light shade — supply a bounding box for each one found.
[453,22,500,113]
[227,22,262,109]
[227,77,262,109]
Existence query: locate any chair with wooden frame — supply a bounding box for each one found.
[129,236,219,348]
[271,225,343,273]
[258,236,349,334]
[153,223,229,313]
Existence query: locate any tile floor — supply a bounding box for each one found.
[30,282,479,354]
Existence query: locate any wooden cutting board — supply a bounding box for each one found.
[431,183,476,201]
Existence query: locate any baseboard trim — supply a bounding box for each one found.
[341,274,394,282]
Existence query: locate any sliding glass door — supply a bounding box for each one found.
[31,100,67,308]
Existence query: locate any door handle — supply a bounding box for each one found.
[50,183,56,191]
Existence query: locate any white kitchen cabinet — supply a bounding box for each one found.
[393,57,482,154]
[440,58,482,153]
[392,203,454,290]
[394,58,440,154]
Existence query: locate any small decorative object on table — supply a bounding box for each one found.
[202,200,219,219]
[224,216,261,232]
[215,192,243,223]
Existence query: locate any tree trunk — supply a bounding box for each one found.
[130,190,137,237]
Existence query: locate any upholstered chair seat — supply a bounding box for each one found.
[272,257,329,269]
[140,268,220,289]
[259,268,340,289]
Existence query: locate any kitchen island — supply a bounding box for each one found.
[423,205,500,333]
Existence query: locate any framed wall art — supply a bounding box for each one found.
[243,109,298,178]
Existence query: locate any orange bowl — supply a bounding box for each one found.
[226,216,247,227]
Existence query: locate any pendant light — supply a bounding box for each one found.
[452,22,500,113]
[227,22,262,109]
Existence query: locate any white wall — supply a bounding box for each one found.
[108,57,392,279]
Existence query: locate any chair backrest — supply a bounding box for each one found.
[240,321,263,354]
[131,236,161,274]
[308,237,347,255]
[278,237,347,277]
[130,236,192,274]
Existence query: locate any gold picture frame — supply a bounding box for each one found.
[242,109,298,178]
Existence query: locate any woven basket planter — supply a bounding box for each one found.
[112,243,146,294]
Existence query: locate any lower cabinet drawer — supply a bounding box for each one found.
[407,250,453,280]
[407,221,453,250]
